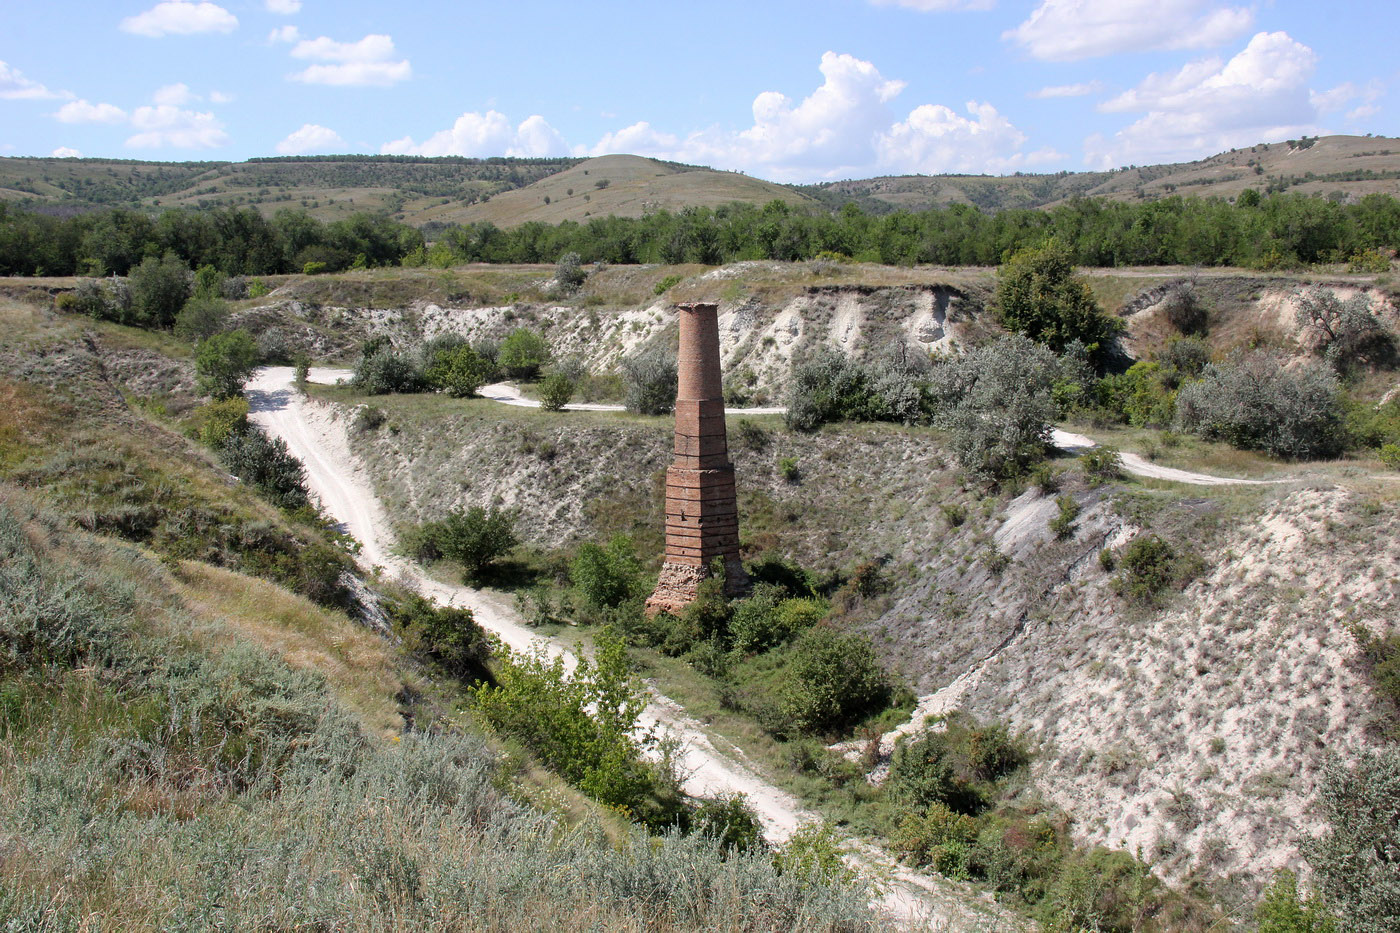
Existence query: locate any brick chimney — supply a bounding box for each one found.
[646,302,748,615]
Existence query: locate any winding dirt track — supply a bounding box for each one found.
[245,367,1018,932]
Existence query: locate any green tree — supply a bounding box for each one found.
[498,327,551,379]
[570,534,642,608]
[426,343,495,397]
[127,252,191,328]
[416,506,518,580]
[622,347,678,415]
[174,294,230,341]
[994,240,1121,362]
[779,626,891,735]
[538,372,575,411]
[195,329,259,400]
[555,251,586,292]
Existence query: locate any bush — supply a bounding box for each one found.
[692,794,766,855]
[785,347,930,432]
[173,294,230,341]
[1306,748,1400,932]
[773,822,856,885]
[195,329,259,400]
[219,427,310,510]
[1256,870,1339,932]
[654,274,684,295]
[887,717,1026,816]
[411,506,518,580]
[555,251,586,292]
[1048,494,1079,539]
[1159,280,1209,335]
[1295,289,1394,369]
[1112,534,1200,605]
[1381,444,1400,469]
[194,396,250,448]
[302,260,328,275]
[1081,445,1122,484]
[622,348,678,415]
[892,802,978,876]
[389,593,489,678]
[127,252,192,328]
[353,405,386,432]
[929,335,1059,479]
[354,345,425,395]
[538,373,575,411]
[777,456,800,482]
[1176,351,1346,459]
[498,328,551,379]
[994,239,1122,363]
[425,343,494,397]
[570,534,642,609]
[779,627,891,736]
[1095,361,1176,427]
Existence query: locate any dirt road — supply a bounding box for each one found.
[245,367,1019,932]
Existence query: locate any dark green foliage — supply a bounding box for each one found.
[388,593,489,678]
[692,794,766,855]
[892,802,979,877]
[193,396,249,448]
[1345,397,1400,451]
[994,240,1122,362]
[1081,445,1123,484]
[1112,534,1201,604]
[1305,748,1400,932]
[570,534,642,609]
[654,273,684,295]
[727,586,826,654]
[1350,624,1400,727]
[194,329,259,400]
[354,344,426,395]
[425,343,495,397]
[779,626,891,736]
[126,252,192,328]
[410,506,518,580]
[173,294,230,341]
[777,456,800,482]
[622,347,678,415]
[219,427,310,510]
[1096,362,1177,428]
[887,717,1027,816]
[498,327,551,379]
[1048,494,1079,539]
[1176,351,1346,459]
[1159,280,1209,335]
[1256,871,1338,932]
[538,372,575,411]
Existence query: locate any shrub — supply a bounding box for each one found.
[622,348,678,415]
[994,239,1122,363]
[1349,248,1393,274]
[570,534,642,609]
[893,802,979,876]
[173,294,230,341]
[1112,534,1200,605]
[246,277,270,298]
[354,345,425,395]
[1381,444,1400,469]
[692,794,766,855]
[302,260,328,275]
[293,354,310,387]
[1256,870,1339,932]
[1048,494,1079,539]
[1096,362,1176,427]
[1158,335,1213,377]
[425,343,494,397]
[779,627,891,736]
[1031,462,1059,493]
[195,396,250,448]
[538,372,575,411]
[127,252,192,328]
[412,506,518,580]
[1159,280,1209,335]
[773,822,856,884]
[887,717,1027,816]
[219,427,310,510]
[1176,351,1345,459]
[1081,445,1122,484]
[654,274,683,295]
[195,329,259,400]
[1306,748,1400,932]
[498,328,551,379]
[555,251,586,292]
[389,593,489,678]
[785,347,930,432]
[352,405,386,432]
[777,456,800,482]
[929,335,1059,479]
[728,585,785,654]
[1295,290,1394,370]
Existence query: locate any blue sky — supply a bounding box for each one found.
[2,0,1396,183]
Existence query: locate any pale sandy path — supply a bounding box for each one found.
[480,381,788,416]
[245,366,1018,932]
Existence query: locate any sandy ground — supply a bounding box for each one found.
[245,366,1019,932]
[479,381,789,416]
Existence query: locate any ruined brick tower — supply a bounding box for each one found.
[646,302,748,615]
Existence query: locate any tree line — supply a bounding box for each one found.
[4,190,1399,278]
[0,203,424,277]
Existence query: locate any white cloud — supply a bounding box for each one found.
[126,104,228,148]
[265,0,301,13]
[382,110,568,158]
[1347,103,1381,122]
[120,1,238,37]
[288,33,411,86]
[153,82,197,106]
[1006,0,1252,61]
[1030,81,1104,99]
[51,147,82,158]
[0,60,68,100]
[583,52,1047,181]
[1086,31,1325,169]
[54,99,128,124]
[209,90,234,103]
[269,25,300,43]
[869,0,995,10]
[276,123,344,155]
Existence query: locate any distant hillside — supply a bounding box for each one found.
[450,154,815,227]
[804,135,1400,213]
[1,135,1397,229]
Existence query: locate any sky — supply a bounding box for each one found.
[2,0,1397,184]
